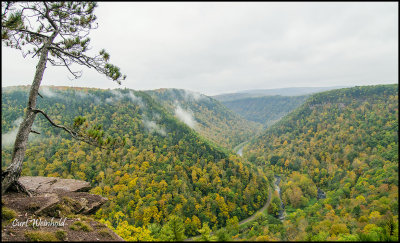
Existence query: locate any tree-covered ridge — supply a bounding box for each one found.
[145,88,262,150]
[221,95,308,127]
[241,84,398,241]
[212,86,348,102]
[2,86,269,240]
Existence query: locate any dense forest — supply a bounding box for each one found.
[2,84,398,241]
[240,84,398,241]
[145,88,262,150]
[1,86,269,241]
[2,1,396,242]
[221,95,308,127]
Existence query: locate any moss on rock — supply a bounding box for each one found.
[69,221,93,232]
[24,231,59,241]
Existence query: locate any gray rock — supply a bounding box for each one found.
[19,176,91,194]
[13,177,107,217]
[61,191,108,215]
[32,192,108,217]
[34,193,62,216]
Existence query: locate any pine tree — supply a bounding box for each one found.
[1,2,126,194]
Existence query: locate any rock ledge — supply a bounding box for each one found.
[2,176,124,242]
[19,176,91,194]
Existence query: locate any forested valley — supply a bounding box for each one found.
[240,84,398,241]
[2,86,268,241]
[220,95,309,128]
[2,84,398,241]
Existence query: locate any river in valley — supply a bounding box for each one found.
[274,175,286,221]
[235,142,286,221]
[234,141,249,156]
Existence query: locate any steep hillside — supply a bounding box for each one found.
[2,86,269,240]
[239,84,398,241]
[221,95,308,127]
[145,88,262,150]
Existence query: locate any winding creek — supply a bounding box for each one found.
[185,143,287,241]
[274,175,286,221]
[233,142,329,225]
[184,141,272,241]
[236,142,287,222]
[237,147,244,156]
[234,141,249,156]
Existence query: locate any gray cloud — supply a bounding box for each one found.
[75,90,101,104]
[174,105,196,129]
[40,87,62,99]
[182,89,207,102]
[143,119,167,136]
[2,128,19,148]
[105,90,145,107]
[2,2,397,95]
[142,111,167,136]
[2,117,41,148]
[2,117,23,147]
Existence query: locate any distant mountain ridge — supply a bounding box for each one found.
[213,86,349,102]
[221,95,309,127]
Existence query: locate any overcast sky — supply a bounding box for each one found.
[2,2,398,95]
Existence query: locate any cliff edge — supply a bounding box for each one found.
[1,176,124,241]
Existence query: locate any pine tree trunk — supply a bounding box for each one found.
[1,39,53,195]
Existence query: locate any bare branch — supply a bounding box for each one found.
[32,45,44,58]
[14,28,49,39]
[31,107,76,135]
[43,2,58,31]
[2,1,13,17]
[30,107,106,149]
[30,130,40,134]
[49,51,83,79]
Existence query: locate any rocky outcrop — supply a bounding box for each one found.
[7,177,107,217]
[10,176,107,217]
[2,176,123,242]
[18,176,91,194]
